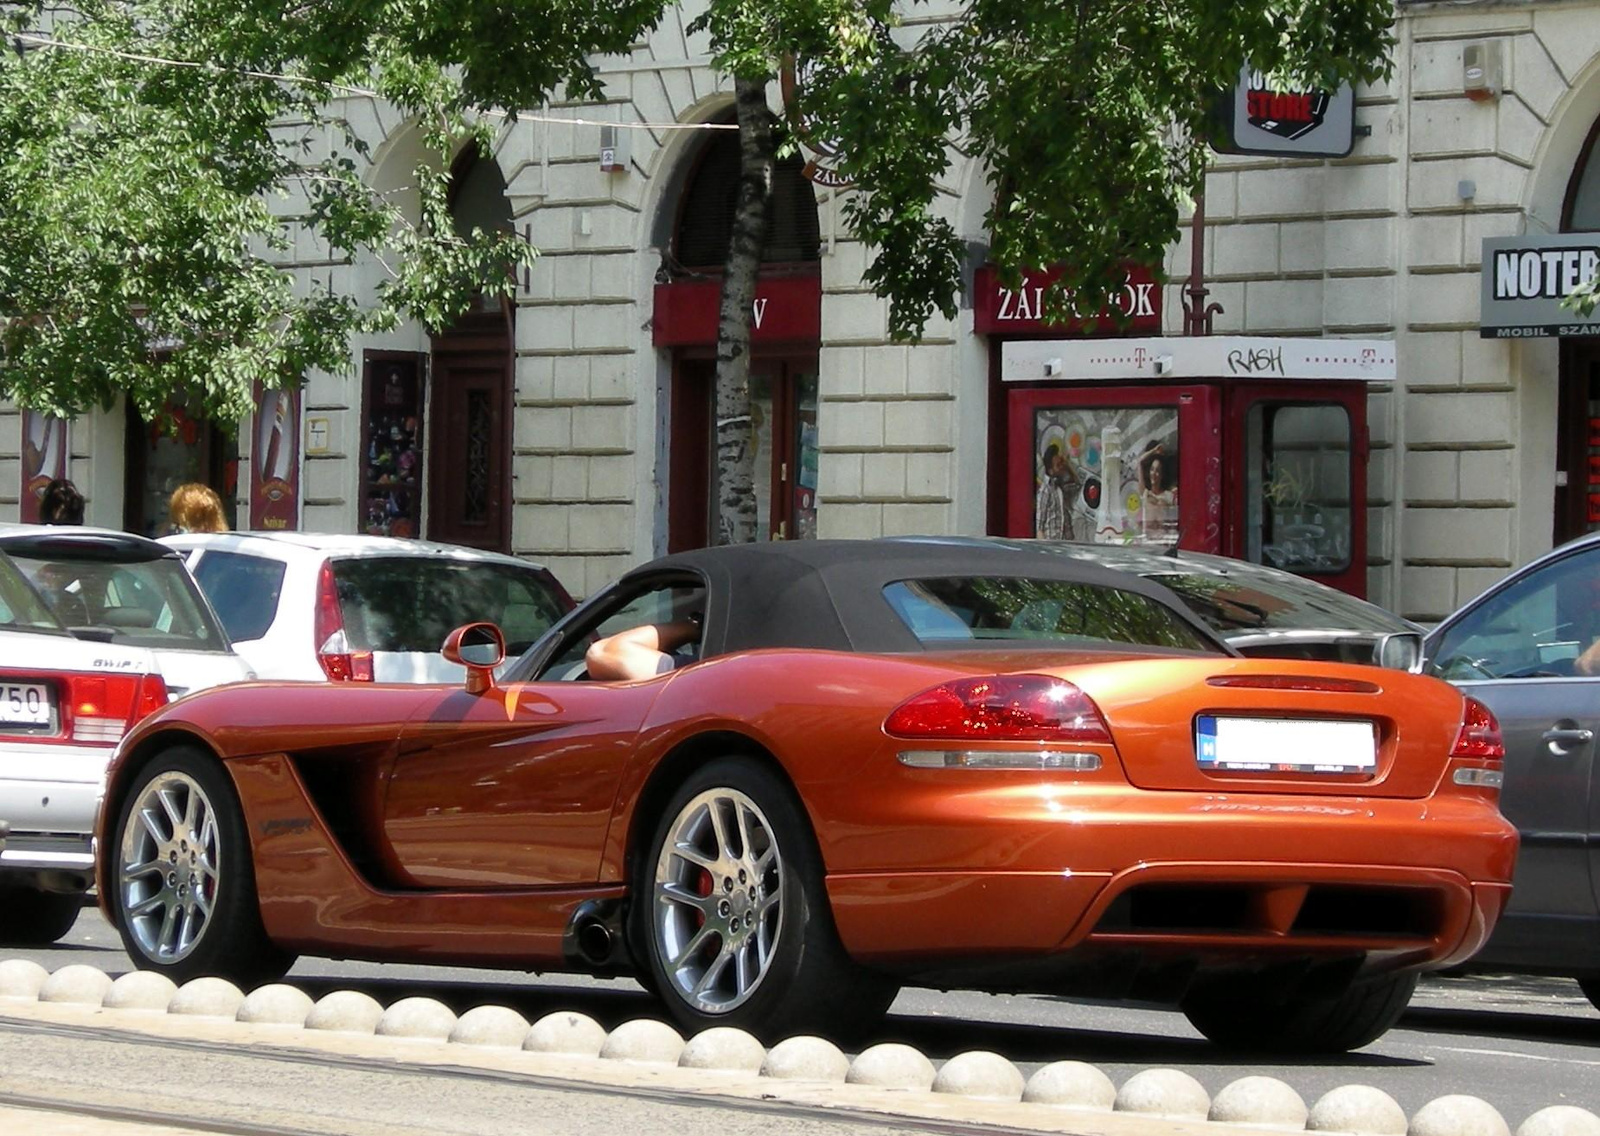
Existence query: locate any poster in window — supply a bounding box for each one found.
[20,412,69,523]
[250,383,300,531]
[1033,406,1179,546]
[362,356,424,539]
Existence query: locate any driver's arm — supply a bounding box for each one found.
[585,620,700,681]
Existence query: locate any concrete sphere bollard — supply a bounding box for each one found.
[168,976,245,1018]
[0,959,50,1000]
[759,1036,850,1082]
[305,989,385,1034]
[679,1027,767,1073]
[1309,1085,1410,1135]
[237,984,314,1025]
[1023,1061,1117,1110]
[933,1051,1025,1101]
[1411,1096,1511,1136]
[39,965,112,1005]
[846,1043,937,1091]
[599,1019,686,1065]
[1211,1076,1309,1129]
[1519,1107,1600,1136]
[375,996,457,1041]
[1115,1068,1211,1121]
[449,1005,531,1048]
[103,970,178,1011]
[524,1010,608,1056]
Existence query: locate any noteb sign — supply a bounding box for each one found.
[1480,235,1600,339]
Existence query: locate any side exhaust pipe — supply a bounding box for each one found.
[562,898,632,973]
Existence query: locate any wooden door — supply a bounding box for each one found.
[427,304,512,552]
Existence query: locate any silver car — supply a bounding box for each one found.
[1423,531,1600,1011]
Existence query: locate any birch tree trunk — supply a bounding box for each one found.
[712,74,776,545]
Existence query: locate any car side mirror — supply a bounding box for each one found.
[442,622,506,695]
[1377,631,1424,673]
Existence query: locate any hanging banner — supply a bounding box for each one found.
[250,384,301,531]
[19,412,69,523]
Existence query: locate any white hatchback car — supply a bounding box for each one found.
[162,532,574,683]
[1,549,171,944]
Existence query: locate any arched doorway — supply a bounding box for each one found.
[427,143,515,552]
[1555,111,1600,544]
[654,115,822,550]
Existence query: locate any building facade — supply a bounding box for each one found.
[4,0,1600,618]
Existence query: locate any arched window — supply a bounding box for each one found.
[673,122,820,272]
[449,142,513,238]
[1564,112,1600,231]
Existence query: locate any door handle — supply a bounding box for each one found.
[1542,727,1594,747]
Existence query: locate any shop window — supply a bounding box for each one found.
[361,353,426,538]
[1245,403,1351,574]
[124,397,238,537]
[1031,405,1180,546]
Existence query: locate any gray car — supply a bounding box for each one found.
[1423,532,1600,1010]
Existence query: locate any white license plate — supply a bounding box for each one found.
[1196,716,1376,774]
[0,682,53,728]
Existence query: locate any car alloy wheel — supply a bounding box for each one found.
[653,787,783,1015]
[118,770,220,964]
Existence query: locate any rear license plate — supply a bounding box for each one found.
[0,682,52,728]
[1196,716,1376,774]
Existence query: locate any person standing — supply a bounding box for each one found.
[168,483,228,534]
[38,478,85,524]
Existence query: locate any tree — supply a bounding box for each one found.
[2,0,1396,539]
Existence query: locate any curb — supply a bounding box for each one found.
[0,959,1595,1136]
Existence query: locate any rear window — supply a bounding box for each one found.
[13,552,229,652]
[192,551,288,642]
[334,557,570,655]
[884,576,1217,652]
[0,553,66,636]
[1146,571,1407,635]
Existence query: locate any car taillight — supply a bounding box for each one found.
[66,672,169,744]
[314,562,373,683]
[884,674,1112,743]
[1449,696,1505,791]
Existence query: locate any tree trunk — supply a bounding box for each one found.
[712,74,776,545]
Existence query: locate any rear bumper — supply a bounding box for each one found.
[1,743,104,879]
[824,786,1517,981]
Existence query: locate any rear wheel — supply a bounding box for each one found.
[633,758,896,1041]
[1578,976,1600,1013]
[110,746,294,986]
[1181,971,1417,1053]
[0,887,82,946]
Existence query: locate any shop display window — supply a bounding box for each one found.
[1245,402,1352,574]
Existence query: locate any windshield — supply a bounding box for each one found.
[884,576,1218,652]
[333,557,571,656]
[0,552,68,636]
[13,551,230,652]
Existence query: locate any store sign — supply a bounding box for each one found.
[652,275,821,347]
[1212,65,1355,158]
[780,55,853,189]
[1001,336,1395,383]
[973,265,1162,337]
[249,383,300,531]
[1480,234,1600,338]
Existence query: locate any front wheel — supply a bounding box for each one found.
[1181,971,1417,1053]
[0,887,82,946]
[633,758,896,1041]
[110,746,294,986]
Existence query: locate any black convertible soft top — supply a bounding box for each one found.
[617,539,1228,657]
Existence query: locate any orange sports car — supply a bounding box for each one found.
[95,541,1517,1052]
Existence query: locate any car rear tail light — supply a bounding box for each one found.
[1450,697,1505,761]
[1207,675,1381,694]
[314,562,373,682]
[884,674,1112,744]
[66,672,169,744]
[1449,697,1505,791]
